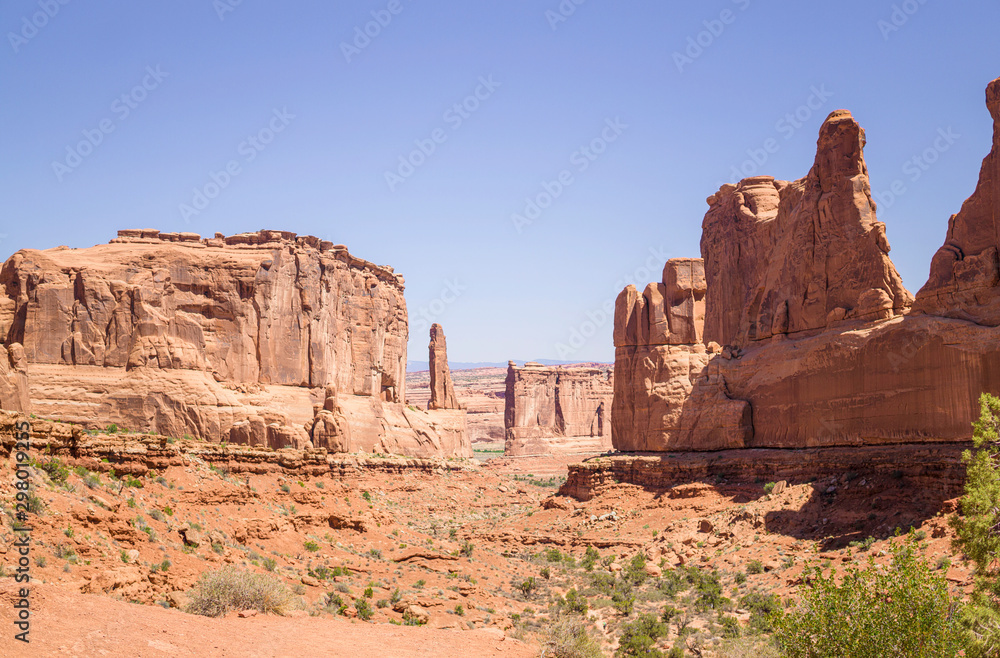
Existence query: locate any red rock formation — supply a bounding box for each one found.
[504,361,612,456]
[0,230,469,457]
[702,111,911,348]
[0,342,29,412]
[613,259,749,451]
[428,324,460,410]
[914,77,1000,322]
[612,77,1000,453]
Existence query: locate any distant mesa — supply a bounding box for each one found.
[613,76,1000,453]
[504,361,613,456]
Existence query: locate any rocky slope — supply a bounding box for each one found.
[0,229,469,458]
[612,76,1000,452]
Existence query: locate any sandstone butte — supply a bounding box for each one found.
[504,360,613,456]
[0,229,470,458]
[427,323,461,410]
[613,76,1000,453]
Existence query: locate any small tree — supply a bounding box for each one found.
[775,538,963,657]
[952,392,1000,655]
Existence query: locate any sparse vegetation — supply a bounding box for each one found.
[184,567,293,617]
[775,539,963,656]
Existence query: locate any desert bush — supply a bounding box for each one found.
[612,581,635,616]
[322,592,347,615]
[543,617,603,658]
[616,613,668,657]
[581,546,600,572]
[774,539,963,657]
[355,597,373,621]
[739,590,781,634]
[559,588,588,615]
[746,560,764,575]
[184,567,292,617]
[625,553,649,586]
[32,457,69,485]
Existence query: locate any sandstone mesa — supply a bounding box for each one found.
[504,361,613,456]
[0,229,469,458]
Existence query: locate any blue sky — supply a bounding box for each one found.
[2,1,998,364]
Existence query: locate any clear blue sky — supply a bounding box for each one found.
[2,1,998,364]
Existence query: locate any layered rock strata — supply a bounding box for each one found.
[0,229,470,457]
[428,324,460,410]
[613,77,1000,452]
[504,361,613,456]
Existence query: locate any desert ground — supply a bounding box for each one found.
[0,416,971,657]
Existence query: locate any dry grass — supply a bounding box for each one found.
[184,566,293,617]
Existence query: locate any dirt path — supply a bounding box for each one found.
[0,582,536,658]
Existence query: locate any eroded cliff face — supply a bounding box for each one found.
[0,229,469,458]
[914,78,1000,323]
[0,342,28,412]
[504,361,613,456]
[702,111,911,348]
[613,77,1000,452]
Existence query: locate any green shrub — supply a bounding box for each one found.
[304,540,319,552]
[720,614,741,638]
[184,567,292,617]
[625,553,649,586]
[581,546,600,572]
[355,597,373,621]
[746,560,764,575]
[33,457,69,485]
[763,482,775,494]
[323,592,347,615]
[775,540,963,657]
[460,540,474,557]
[560,588,588,615]
[612,582,635,616]
[543,617,603,658]
[616,613,668,657]
[739,591,781,634]
[519,577,537,597]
